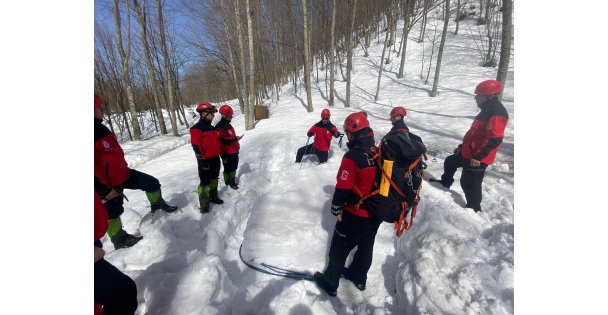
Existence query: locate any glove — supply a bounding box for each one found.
[307,131,314,137]
[330,204,343,216]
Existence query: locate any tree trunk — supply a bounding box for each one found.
[418,0,428,42]
[329,0,336,106]
[133,0,167,135]
[398,0,412,79]
[431,0,450,97]
[302,0,314,112]
[233,0,249,115]
[375,13,391,102]
[245,0,256,130]
[455,0,461,34]
[113,0,141,140]
[156,0,178,136]
[496,0,512,101]
[345,0,358,108]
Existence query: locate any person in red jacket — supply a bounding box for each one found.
[215,105,243,190]
[94,94,177,250]
[295,109,342,164]
[94,191,138,315]
[190,102,224,213]
[314,112,381,297]
[430,80,509,212]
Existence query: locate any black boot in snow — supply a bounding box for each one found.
[429,178,451,189]
[200,203,210,214]
[342,268,366,291]
[209,197,224,204]
[314,272,337,297]
[228,179,239,190]
[111,230,143,250]
[151,200,178,214]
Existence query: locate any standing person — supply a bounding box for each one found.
[429,80,509,212]
[94,191,138,315]
[295,109,341,164]
[190,102,224,213]
[314,112,381,297]
[215,104,243,190]
[384,106,426,156]
[94,94,177,250]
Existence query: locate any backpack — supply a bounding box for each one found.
[354,129,427,237]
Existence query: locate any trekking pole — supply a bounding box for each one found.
[299,136,312,170]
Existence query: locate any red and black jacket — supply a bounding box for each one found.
[308,121,340,152]
[94,118,130,192]
[460,97,509,165]
[331,135,378,218]
[190,119,221,159]
[215,118,240,155]
[94,191,108,242]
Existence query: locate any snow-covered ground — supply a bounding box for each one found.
[87,16,515,315]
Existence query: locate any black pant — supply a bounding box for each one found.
[322,211,382,290]
[220,153,239,173]
[295,144,328,163]
[440,154,487,212]
[98,169,161,219]
[94,258,138,315]
[197,156,221,185]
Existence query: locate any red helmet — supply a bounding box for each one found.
[475,80,502,95]
[219,105,234,118]
[358,111,368,117]
[94,93,104,108]
[390,106,406,117]
[343,112,370,133]
[321,109,331,119]
[196,101,217,114]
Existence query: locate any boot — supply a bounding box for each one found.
[228,178,239,190]
[209,196,224,204]
[429,178,451,189]
[151,200,178,214]
[200,203,210,214]
[111,229,143,250]
[147,190,178,213]
[342,268,366,291]
[314,272,337,297]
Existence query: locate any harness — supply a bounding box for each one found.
[353,143,427,237]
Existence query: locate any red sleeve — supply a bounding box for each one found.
[487,116,508,138]
[335,157,358,190]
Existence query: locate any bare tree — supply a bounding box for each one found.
[375,3,393,101]
[329,0,337,106]
[345,0,358,108]
[301,0,314,112]
[233,0,250,115]
[133,0,167,134]
[245,0,256,130]
[156,0,179,136]
[113,0,141,140]
[431,0,451,97]
[496,0,512,101]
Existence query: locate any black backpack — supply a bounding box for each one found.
[354,129,427,237]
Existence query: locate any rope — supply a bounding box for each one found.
[238,244,315,281]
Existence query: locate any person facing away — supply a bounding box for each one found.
[94,94,177,250]
[314,112,381,297]
[215,104,243,190]
[190,102,224,213]
[430,79,509,212]
[295,108,341,164]
[383,106,426,160]
[94,191,138,315]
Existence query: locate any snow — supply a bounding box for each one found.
[83,16,517,315]
[9,2,608,314]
